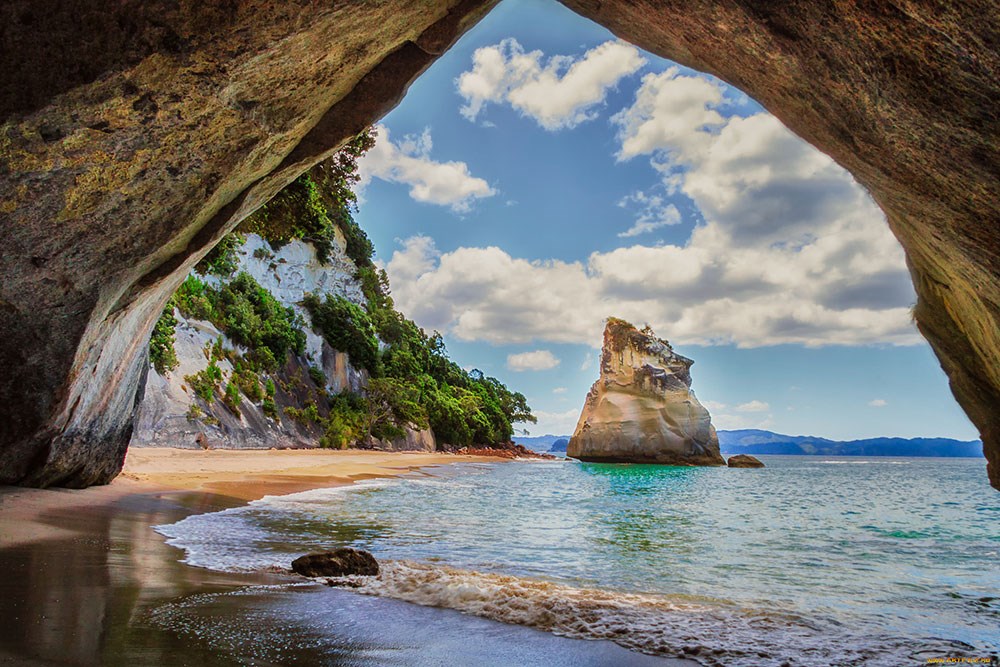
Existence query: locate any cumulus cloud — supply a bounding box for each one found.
[507,350,561,371]
[712,412,776,431]
[384,236,918,348]
[357,125,495,212]
[383,69,918,349]
[736,400,770,413]
[457,39,645,130]
[531,408,580,436]
[701,400,727,411]
[869,398,888,407]
[617,191,682,237]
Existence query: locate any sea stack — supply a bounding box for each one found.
[568,318,724,466]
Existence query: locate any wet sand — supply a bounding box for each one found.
[0,449,694,666]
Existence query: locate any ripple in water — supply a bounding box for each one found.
[157,456,1000,665]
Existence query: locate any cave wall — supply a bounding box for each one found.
[0,0,996,488]
[0,0,500,487]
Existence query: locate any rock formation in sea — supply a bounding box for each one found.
[567,319,724,466]
[0,2,996,488]
[727,454,766,468]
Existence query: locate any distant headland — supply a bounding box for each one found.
[517,431,984,458]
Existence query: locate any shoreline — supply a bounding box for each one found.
[1,447,503,550]
[0,446,689,666]
[119,446,507,501]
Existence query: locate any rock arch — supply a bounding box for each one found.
[0,0,996,488]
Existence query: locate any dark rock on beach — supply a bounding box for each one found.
[727,455,765,468]
[290,548,379,578]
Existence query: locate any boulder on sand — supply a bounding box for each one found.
[290,548,379,577]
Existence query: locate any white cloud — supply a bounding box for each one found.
[617,192,682,237]
[457,39,645,130]
[383,69,918,350]
[712,412,776,431]
[869,398,888,407]
[701,400,727,411]
[553,387,567,394]
[580,353,594,371]
[530,409,580,437]
[385,235,918,348]
[736,400,770,413]
[507,350,561,372]
[357,125,495,212]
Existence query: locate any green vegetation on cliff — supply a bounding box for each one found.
[174,273,306,371]
[149,304,179,374]
[237,130,376,265]
[152,128,533,448]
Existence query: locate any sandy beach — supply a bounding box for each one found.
[2,448,497,550]
[120,447,502,501]
[0,448,690,666]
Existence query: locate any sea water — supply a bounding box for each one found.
[157,456,999,666]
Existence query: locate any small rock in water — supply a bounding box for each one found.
[727,454,765,468]
[290,548,380,577]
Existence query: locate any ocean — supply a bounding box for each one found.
[156,456,999,666]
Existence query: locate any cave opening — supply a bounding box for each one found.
[0,0,995,489]
[344,0,978,447]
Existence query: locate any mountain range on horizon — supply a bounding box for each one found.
[515,430,984,458]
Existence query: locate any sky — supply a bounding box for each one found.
[353,0,979,441]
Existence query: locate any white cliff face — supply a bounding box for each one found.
[131,232,367,449]
[235,233,365,369]
[567,319,724,466]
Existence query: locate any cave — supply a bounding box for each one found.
[0,0,996,489]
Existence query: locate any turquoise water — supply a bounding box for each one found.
[159,456,999,665]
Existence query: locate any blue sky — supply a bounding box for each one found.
[354,0,978,441]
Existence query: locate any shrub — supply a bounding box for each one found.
[177,272,306,371]
[216,272,306,361]
[234,368,263,402]
[321,392,367,449]
[308,365,326,388]
[237,129,375,266]
[195,233,245,277]
[174,275,214,321]
[262,397,278,419]
[223,381,241,414]
[284,401,320,426]
[185,361,222,403]
[149,304,179,374]
[304,294,378,373]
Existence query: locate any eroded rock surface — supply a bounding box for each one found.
[0,0,498,486]
[568,319,724,466]
[0,1,997,488]
[727,455,765,469]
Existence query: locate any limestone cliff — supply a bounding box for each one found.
[568,319,723,466]
[131,234,434,452]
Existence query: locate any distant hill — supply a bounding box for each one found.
[718,429,983,458]
[549,438,569,452]
[520,430,984,457]
[513,435,570,453]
